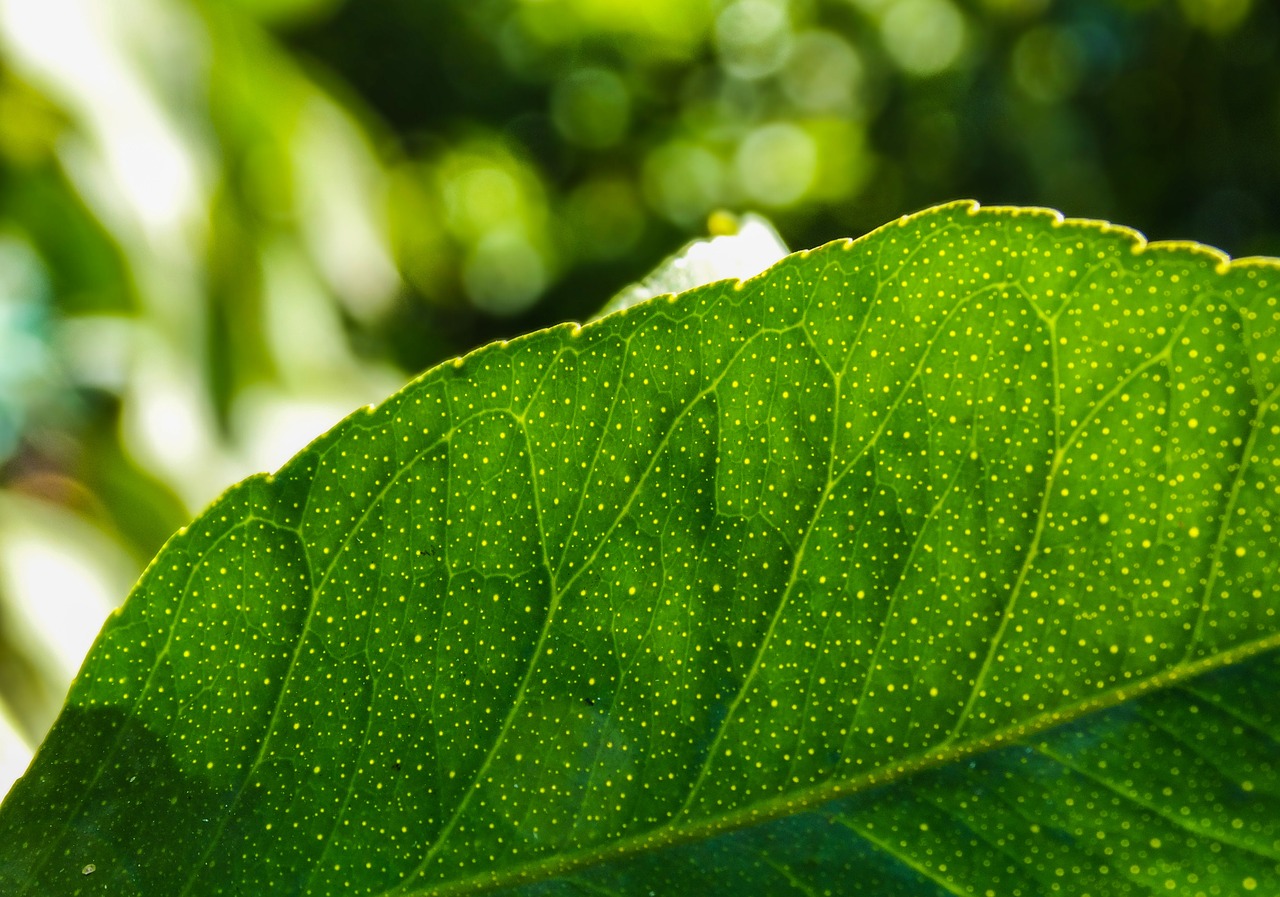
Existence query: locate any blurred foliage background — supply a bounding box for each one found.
[0,0,1277,786]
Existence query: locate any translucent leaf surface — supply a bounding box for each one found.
[1,201,1277,896]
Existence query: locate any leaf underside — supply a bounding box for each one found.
[1,201,1278,896]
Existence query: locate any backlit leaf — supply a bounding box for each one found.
[1,201,1277,895]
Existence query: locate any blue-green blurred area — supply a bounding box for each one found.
[0,0,1277,779]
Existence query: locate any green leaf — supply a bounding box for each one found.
[508,647,1280,897]
[2,201,1278,896]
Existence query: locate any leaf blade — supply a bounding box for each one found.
[1,201,1277,896]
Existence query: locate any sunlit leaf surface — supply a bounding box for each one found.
[1,202,1277,896]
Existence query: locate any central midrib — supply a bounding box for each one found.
[397,631,1280,897]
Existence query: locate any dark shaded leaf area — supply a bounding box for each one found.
[2,203,1278,896]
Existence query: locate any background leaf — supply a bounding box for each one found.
[0,202,1278,895]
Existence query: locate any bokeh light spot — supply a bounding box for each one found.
[462,228,548,316]
[880,0,967,77]
[551,67,631,149]
[735,122,817,207]
[1179,0,1252,34]
[782,30,866,116]
[442,164,523,240]
[715,0,793,80]
[643,140,725,225]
